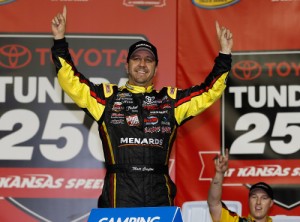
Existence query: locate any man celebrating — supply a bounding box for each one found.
[51,6,233,208]
[208,149,274,222]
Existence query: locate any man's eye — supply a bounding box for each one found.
[145,58,154,63]
[132,57,141,61]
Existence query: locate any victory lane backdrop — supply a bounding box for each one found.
[177,0,300,216]
[223,50,300,210]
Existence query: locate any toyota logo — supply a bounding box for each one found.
[232,60,262,80]
[0,44,32,69]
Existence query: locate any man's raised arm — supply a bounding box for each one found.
[207,148,229,222]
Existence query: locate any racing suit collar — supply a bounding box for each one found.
[247,214,273,222]
[125,82,154,93]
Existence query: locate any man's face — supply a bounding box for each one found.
[125,50,157,87]
[248,189,273,221]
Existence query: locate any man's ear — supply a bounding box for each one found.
[270,200,274,208]
[125,63,129,73]
[154,66,158,76]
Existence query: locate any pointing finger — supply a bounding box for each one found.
[63,5,67,21]
[215,21,221,37]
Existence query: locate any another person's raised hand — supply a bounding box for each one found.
[214,148,229,175]
[216,21,233,55]
[51,5,67,40]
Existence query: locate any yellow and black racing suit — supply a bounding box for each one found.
[51,38,231,208]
